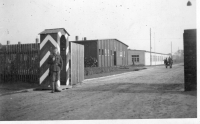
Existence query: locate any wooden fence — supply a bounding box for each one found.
[0,41,84,86]
[70,42,84,86]
[0,42,40,83]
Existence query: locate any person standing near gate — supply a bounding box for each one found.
[47,47,63,93]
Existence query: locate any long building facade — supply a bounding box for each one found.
[71,39,128,67]
[128,49,170,66]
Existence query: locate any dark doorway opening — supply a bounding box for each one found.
[114,51,117,66]
[60,35,66,85]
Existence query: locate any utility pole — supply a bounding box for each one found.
[171,41,172,57]
[154,32,155,52]
[150,28,151,66]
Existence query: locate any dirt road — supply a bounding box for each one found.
[0,64,197,120]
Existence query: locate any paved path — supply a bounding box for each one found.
[0,63,197,120]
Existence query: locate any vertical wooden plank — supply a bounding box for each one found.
[25,44,27,82]
[9,44,11,82]
[5,45,7,82]
[32,43,34,82]
[75,43,77,85]
[17,43,19,82]
[0,47,4,83]
[16,43,19,82]
[2,47,3,82]
[5,44,7,82]
[71,42,74,86]
[28,44,30,82]
[12,45,14,81]
[5,45,9,82]
[13,45,15,81]
[30,44,34,83]
[74,43,76,85]
[15,44,17,81]
[33,43,35,82]
[21,44,23,82]
[81,44,84,82]
[19,44,21,82]
[78,44,80,83]
[76,44,78,84]
[22,44,24,82]
[71,42,78,86]
[79,45,82,82]
[30,44,32,83]
[24,44,26,82]
[32,43,34,83]
[10,45,12,82]
[3,48,5,82]
[33,43,35,83]
[8,44,10,82]
[27,44,29,82]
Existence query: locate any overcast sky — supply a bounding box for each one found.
[0,0,197,54]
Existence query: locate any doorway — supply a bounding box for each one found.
[114,51,116,66]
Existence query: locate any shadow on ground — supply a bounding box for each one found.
[0,82,40,95]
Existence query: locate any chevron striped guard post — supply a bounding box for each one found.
[65,34,70,86]
[39,28,70,87]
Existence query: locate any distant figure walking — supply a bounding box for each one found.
[164,58,168,65]
[47,47,63,93]
[164,56,173,68]
[132,59,135,66]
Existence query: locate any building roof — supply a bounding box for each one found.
[71,39,129,47]
[96,39,128,47]
[39,28,70,36]
[128,49,170,55]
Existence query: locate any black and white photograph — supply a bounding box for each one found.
[0,0,198,124]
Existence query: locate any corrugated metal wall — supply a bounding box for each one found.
[98,39,128,67]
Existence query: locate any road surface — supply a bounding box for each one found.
[0,63,197,120]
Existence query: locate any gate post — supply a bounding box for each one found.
[65,34,70,86]
[39,28,70,88]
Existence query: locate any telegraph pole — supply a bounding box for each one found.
[150,28,152,66]
[171,41,172,57]
[154,32,155,52]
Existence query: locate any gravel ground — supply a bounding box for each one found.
[0,63,197,121]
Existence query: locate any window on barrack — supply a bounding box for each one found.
[132,55,139,62]
[99,49,101,55]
